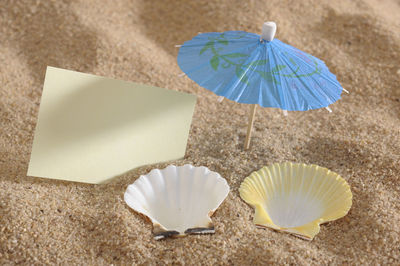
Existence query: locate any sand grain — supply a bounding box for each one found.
[0,0,399,264]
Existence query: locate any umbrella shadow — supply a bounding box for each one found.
[298,137,372,171]
[2,1,98,86]
[299,136,399,194]
[136,0,250,56]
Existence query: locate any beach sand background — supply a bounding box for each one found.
[0,0,399,264]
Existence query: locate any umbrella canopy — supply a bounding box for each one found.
[177,22,346,149]
[177,22,345,111]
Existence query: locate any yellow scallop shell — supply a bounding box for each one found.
[239,162,352,240]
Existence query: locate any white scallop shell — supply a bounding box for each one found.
[124,164,230,240]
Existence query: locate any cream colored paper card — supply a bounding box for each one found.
[28,67,197,184]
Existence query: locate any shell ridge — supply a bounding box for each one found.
[247,176,262,203]
[322,190,351,214]
[310,168,332,205]
[124,187,163,226]
[318,174,342,203]
[153,167,176,230]
[256,171,268,203]
[148,169,165,195]
[125,185,148,214]
[177,164,192,229]
[196,170,228,229]
[325,184,348,206]
[276,163,284,198]
[326,192,351,214]
[155,170,170,216]
[295,165,324,226]
[141,174,158,209]
[288,164,305,224]
[268,166,278,200]
[161,169,173,219]
[181,165,197,229]
[186,167,208,226]
[283,165,294,225]
[259,170,270,207]
[283,163,295,223]
[182,166,197,229]
[254,172,267,202]
[213,175,230,209]
[303,166,319,201]
[173,165,182,223]
[263,167,275,205]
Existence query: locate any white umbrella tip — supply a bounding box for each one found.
[261,21,277,42]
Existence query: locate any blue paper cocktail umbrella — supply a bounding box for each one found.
[177,22,347,149]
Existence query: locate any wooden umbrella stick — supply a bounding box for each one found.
[244,104,257,150]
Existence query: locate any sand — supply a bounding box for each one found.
[0,0,399,264]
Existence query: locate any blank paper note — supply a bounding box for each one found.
[27,67,197,184]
